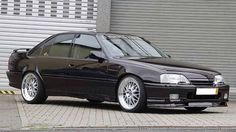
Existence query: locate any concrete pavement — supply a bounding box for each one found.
[11,127,236,132]
[15,95,236,128]
[0,95,21,130]
[1,94,236,131]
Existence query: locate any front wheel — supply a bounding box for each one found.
[185,107,207,112]
[21,72,47,104]
[117,75,146,112]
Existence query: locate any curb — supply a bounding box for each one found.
[19,126,236,132]
[0,90,21,95]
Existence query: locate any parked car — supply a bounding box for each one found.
[7,32,229,112]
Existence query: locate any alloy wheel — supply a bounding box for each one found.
[118,77,141,110]
[21,73,39,101]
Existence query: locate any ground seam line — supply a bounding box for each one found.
[14,95,29,128]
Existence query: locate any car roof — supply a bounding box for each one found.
[55,31,138,37]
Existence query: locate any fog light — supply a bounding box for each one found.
[224,93,228,99]
[169,94,179,100]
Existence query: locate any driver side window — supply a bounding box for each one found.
[72,34,101,59]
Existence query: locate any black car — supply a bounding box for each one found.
[7,32,229,112]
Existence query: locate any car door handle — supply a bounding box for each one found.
[68,64,75,67]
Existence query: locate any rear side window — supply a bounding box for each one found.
[41,34,74,57]
[29,35,55,56]
[30,47,42,56]
[72,34,101,59]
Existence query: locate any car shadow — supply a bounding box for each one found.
[145,107,220,114]
[44,99,121,111]
[43,99,224,114]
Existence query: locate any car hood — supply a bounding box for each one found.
[119,57,220,80]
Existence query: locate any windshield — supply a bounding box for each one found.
[102,34,167,58]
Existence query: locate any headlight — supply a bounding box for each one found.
[214,75,224,84]
[160,74,190,84]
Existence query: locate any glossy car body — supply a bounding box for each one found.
[7,32,229,111]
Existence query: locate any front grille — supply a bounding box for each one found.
[190,80,214,86]
[187,92,220,99]
[188,79,220,100]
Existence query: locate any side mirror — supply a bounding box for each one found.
[90,51,106,63]
[167,54,171,58]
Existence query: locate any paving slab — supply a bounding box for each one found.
[9,127,236,132]
[14,95,236,130]
[0,95,21,131]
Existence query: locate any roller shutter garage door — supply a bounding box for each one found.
[0,0,97,89]
[110,0,236,94]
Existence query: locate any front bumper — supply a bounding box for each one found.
[145,82,229,108]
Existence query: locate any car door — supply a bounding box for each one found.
[65,34,114,100]
[34,33,75,94]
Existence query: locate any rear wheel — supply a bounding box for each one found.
[117,75,146,112]
[21,72,47,104]
[185,107,207,112]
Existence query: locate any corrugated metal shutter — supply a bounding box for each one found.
[0,0,97,89]
[110,0,236,92]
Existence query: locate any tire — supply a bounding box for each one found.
[87,99,103,103]
[185,107,207,112]
[21,72,48,104]
[117,75,146,112]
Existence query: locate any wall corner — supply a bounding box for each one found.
[96,0,111,32]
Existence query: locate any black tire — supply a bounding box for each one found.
[21,72,48,104]
[117,75,146,112]
[87,99,103,103]
[185,107,207,112]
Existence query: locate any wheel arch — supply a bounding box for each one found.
[22,66,44,84]
[21,66,48,97]
[21,67,48,104]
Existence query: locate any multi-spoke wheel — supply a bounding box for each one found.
[118,75,146,112]
[21,72,47,104]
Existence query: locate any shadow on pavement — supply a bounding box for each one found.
[44,99,120,111]
[42,99,223,114]
[146,107,221,114]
